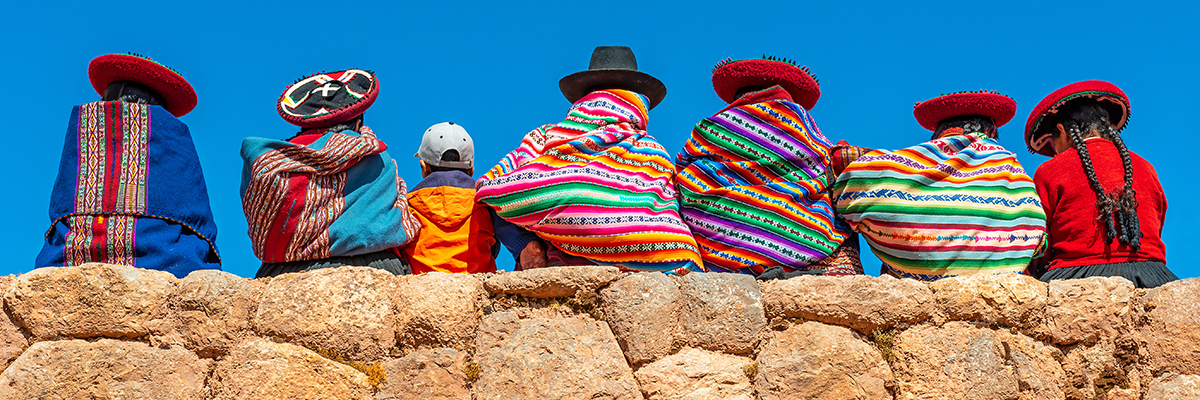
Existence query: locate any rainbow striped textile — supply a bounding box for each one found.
[676,88,849,275]
[832,132,1047,281]
[476,90,703,272]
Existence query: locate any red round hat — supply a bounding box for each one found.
[912,90,1017,132]
[712,56,820,110]
[278,69,379,128]
[1024,80,1130,157]
[88,53,197,117]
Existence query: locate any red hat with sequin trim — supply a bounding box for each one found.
[278,69,380,128]
[913,90,1017,132]
[712,56,820,110]
[88,53,198,117]
[1024,80,1130,157]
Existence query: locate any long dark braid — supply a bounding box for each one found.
[1056,101,1142,249]
[1101,124,1142,249]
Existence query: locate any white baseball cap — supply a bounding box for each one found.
[416,122,474,169]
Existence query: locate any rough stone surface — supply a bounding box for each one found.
[483,266,622,298]
[0,339,210,400]
[211,338,372,400]
[1136,277,1200,375]
[1046,276,1135,345]
[634,347,753,400]
[4,263,176,340]
[601,272,684,364]
[393,272,486,349]
[1059,339,1143,399]
[929,273,1047,330]
[254,267,395,361]
[474,312,642,400]
[677,272,764,354]
[0,276,28,367]
[378,348,470,400]
[155,269,259,357]
[762,275,936,334]
[892,322,1065,400]
[1145,373,1200,400]
[755,321,893,400]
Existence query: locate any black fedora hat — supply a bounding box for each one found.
[559,46,667,109]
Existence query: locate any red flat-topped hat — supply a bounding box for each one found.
[278,69,380,128]
[711,56,820,110]
[1024,80,1130,157]
[913,90,1017,132]
[88,53,198,117]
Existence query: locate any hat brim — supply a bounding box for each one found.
[913,92,1017,132]
[1024,80,1130,157]
[277,69,380,128]
[89,54,197,117]
[712,59,820,110]
[559,69,666,109]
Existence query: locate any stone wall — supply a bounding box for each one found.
[0,263,1196,400]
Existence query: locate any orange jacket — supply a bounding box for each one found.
[401,181,497,274]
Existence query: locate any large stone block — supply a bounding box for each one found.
[1145,373,1200,400]
[210,338,372,400]
[1059,339,1144,399]
[754,321,893,400]
[761,274,935,334]
[393,272,486,349]
[677,272,764,354]
[377,347,470,400]
[0,276,28,367]
[892,322,1065,400]
[1046,276,1135,345]
[929,273,1047,330]
[4,263,176,340]
[1136,277,1200,375]
[254,267,395,361]
[473,312,642,400]
[601,272,684,364]
[484,266,622,298]
[0,339,210,400]
[634,347,753,400]
[155,269,259,357]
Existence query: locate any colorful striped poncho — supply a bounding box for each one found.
[832,131,1047,280]
[676,87,850,275]
[475,89,702,271]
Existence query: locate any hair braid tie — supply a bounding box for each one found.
[1104,125,1143,250]
[1068,124,1119,241]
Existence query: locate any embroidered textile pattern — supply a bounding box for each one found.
[833,132,1047,280]
[476,90,702,271]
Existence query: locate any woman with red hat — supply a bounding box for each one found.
[1025,80,1177,288]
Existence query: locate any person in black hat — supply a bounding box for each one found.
[475,46,703,272]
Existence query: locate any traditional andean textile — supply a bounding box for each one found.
[676,87,849,274]
[476,89,702,271]
[833,131,1047,280]
[36,101,221,278]
[240,126,420,263]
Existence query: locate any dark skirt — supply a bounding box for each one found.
[255,249,411,278]
[1040,260,1178,288]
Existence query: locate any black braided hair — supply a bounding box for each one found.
[1052,100,1142,250]
[933,114,996,140]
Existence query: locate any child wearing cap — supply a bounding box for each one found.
[399,122,501,274]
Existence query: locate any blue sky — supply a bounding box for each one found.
[3,1,1196,279]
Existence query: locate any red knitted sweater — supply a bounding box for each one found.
[1034,138,1167,270]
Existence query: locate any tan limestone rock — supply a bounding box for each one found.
[473,311,642,400]
[4,263,176,340]
[929,273,1048,330]
[1059,338,1143,399]
[892,322,1065,400]
[155,269,258,357]
[377,347,470,400]
[0,276,28,367]
[1136,277,1200,375]
[677,272,764,354]
[0,339,210,400]
[483,266,622,298]
[253,267,395,361]
[1046,276,1135,345]
[761,274,935,334]
[1145,373,1200,400]
[393,272,487,349]
[210,338,372,400]
[601,272,684,364]
[634,347,753,400]
[754,321,893,400]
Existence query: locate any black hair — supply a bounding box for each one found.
[933,114,996,140]
[103,81,165,107]
[1049,99,1142,249]
[734,86,769,100]
[426,149,472,173]
[322,115,364,134]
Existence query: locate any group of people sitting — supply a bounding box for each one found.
[34,49,1177,289]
